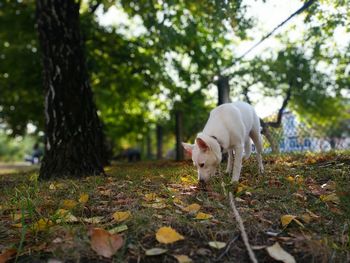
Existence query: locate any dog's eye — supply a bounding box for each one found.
[199,163,205,168]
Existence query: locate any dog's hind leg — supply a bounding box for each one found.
[250,129,264,174]
[243,138,251,160]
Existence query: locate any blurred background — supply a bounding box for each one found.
[0,0,349,163]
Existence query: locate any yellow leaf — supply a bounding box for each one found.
[173,197,184,206]
[295,175,304,185]
[62,199,78,209]
[174,254,192,263]
[12,223,22,228]
[144,193,157,202]
[183,203,201,213]
[320,193,340,204]
[113,211,131,222]
[79,193,89,204]
[195,212,213,220]
[156,226,184,244]
[266,242,296,263]
[208,241,226,249]
[49,183,56,190]
[281,215,296,227]
[32,218,53,231]
[280,215,304,228]
[286,176,294,183]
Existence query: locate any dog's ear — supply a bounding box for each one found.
[196,137,209,152]
[182,142,194,156]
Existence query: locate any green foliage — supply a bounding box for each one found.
[0,0,43,135]
[0,131,37,162]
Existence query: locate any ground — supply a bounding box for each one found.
[0,152,349,262]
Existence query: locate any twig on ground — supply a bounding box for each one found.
[215,235,239,262]
[229,192,258,263]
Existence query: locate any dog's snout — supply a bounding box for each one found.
[199,178,206,184]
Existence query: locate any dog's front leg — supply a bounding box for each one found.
[225,150,233,174]
[231,145,243,182]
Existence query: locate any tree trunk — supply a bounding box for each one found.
[146,130,152,159]
[156,124,163,160]
[36,0,105,179]
[262,125,280,153]
[217,75,231,105]
[175,110,184,161]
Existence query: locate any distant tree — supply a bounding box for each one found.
[36,0,106,178]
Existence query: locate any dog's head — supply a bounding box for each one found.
[182,133,222,183]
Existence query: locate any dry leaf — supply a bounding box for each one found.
[266,242,296,263]
[61,199,78,209]
[183,203,201,213]
[142,203,167,209]
[56,209,78,223]
[90,228,123,258]
[281,215,304,228]
[109,225,128,234]
[79,193,89,204]
[208,241,226,249]
[174,254,192,263]
[144,193,157,202]
[145,248,168,256]
[83,216,104,224]
[156,227,184,244]
[320,193,340,204]
[0,248,17,263]
[32,218,53,231]
[113,211,131,222]
[195,212,213,220]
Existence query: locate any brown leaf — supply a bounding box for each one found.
[0,248,17,263]
[90,228,123,258]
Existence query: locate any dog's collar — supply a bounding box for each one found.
[210,136,224,152]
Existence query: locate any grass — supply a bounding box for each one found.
[0,152,349,262]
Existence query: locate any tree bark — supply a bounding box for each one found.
[175,110,184,161]
[36,0,106,179]
[156,124,163,160]
[217,75,231,105]
[146,130,152,159]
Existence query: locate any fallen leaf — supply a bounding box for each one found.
[79,193,89,204]
[61,199,78,209]
[113,211,131,222]
[208,241,226,249]
[109,225,128,234]
[145,248,168,256]
[90,228,123,258]
[174,254,192,263]
[32,218,53,232]
[83,216,104,224]
[0,248,17,263]
[266,242,296,263]
[320,193,340,204]
[12,223,22,228]
[183,203,201,214]
[144,193,157,202]
[156,227,184,244]
[142,203,167,209]
[281,215,304,228]
[195,212,213,220]
[56,209,78,223]
[49,183,56,190]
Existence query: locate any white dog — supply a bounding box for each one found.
[182,101,264,183]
